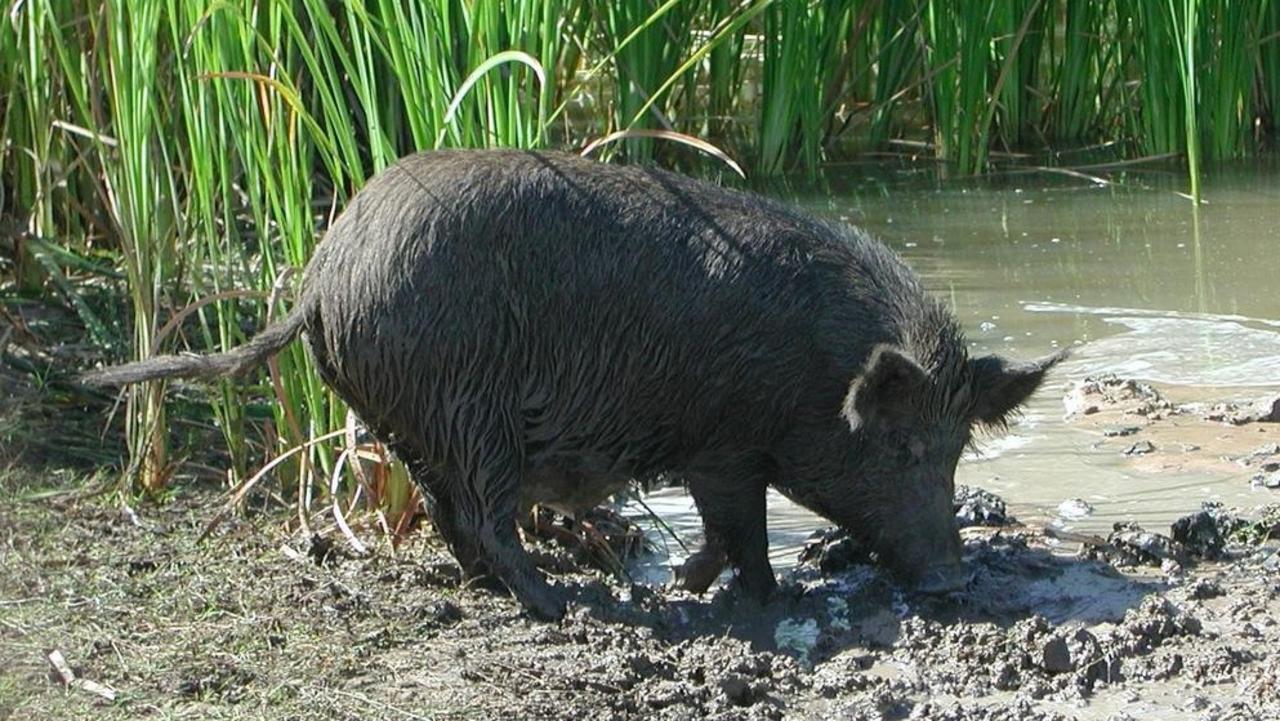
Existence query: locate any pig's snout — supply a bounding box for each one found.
[914,561,972,595]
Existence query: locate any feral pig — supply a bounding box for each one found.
[84,150,1063,620]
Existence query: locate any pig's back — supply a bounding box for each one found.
[305,150,909,476]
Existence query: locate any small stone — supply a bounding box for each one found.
[1186,578,1224,599]
[718,674,755,706]
[855,610,901,648]
[1103,425,1142,437]
[1257,395,1280,422]
[1039,636,1074,673]
[1253,471,1280,490]
[1124,440,1156,456]
[1058,498,1094,520]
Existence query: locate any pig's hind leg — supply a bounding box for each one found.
[421,424,566,621]
[472,479,567,621]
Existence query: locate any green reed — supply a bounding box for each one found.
[3,0,1278,520]
[757,0,859,175]
[1263,0,1280,135]
[1049,0,1109,144]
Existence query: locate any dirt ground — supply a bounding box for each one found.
[2,377,1279,720]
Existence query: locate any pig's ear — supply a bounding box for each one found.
[843,345,929,431]
[968,350,1068,426]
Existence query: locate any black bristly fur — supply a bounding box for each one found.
[82,150,1062,619]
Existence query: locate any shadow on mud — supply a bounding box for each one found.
[566,532,1162,665]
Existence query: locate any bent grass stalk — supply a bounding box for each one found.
[580,128,747,178]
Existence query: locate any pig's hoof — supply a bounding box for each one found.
[462,570,509,594]
[676,549,728,594]
[913,562,973,596]
[513,579,567,621]
[730,570,778,604]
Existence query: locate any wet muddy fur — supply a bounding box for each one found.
[83,150,1061,619]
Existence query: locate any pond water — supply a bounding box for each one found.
[627,162,1280,578]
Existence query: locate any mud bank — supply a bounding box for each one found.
[3,374,1278,721]
[3,472,1278,721]
[1062,375,1280,487]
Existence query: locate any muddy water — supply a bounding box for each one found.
[628,164,1280,577]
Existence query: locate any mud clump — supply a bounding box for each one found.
[953,485,1016,528]
[1089,503,1252,571]
[1205,394,1280,425]
[1063,376,1174,420]
[1089,522,1189,569]
[890,616,1118,701]
[1121,440,1155,456]
[1101,425,1141,437]
[1107,597,1202,659]
[1170,502,1247,560]
[1182,644,1258,684]
[551,616,802,719]
[799,528,873,575]
[902,699,1076,721]
[7,480,1280,721]
[1261,395,1280,422]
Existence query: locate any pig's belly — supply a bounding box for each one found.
[520,465,633,518]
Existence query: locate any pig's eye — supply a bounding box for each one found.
[908,437,926,460]
[889,431,925,466]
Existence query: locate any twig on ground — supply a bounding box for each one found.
[329,446,369,556]
[46,648,118,701]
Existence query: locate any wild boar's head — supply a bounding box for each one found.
[828,344,1065,593]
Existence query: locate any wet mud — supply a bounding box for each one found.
[1,375,1277,720]
[1063,375,1280,486]
[3,468,1278,720]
